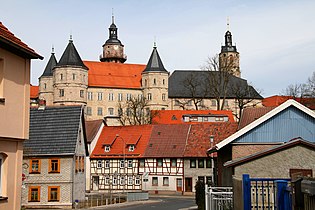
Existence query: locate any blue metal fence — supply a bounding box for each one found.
[243,174,292,210]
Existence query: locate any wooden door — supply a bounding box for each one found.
[176,178,182,192]
[185,178,192,192]
[92,176,99,191]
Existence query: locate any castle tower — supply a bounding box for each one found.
[100,15,126,63]
[219,22,240,77]
[53,38,88,105]
[38,48,57,105]
[142,43,169,110]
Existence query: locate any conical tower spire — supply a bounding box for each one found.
[143,44,168,73]
[57,39,88,69]
[40,47,57,77]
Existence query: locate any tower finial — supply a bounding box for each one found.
[70,32,73,42]
[227,17,230,31]
[112,8,114,23]
[154,36,157,48]
[52,45,55,54]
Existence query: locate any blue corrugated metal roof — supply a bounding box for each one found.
[235,107,315,143]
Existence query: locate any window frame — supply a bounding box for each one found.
[127,160,133,168]
[198,159,204,168]
[49,158,60,173]
[28,186,40,202]
[30,159,41,174]
[80,90,84,98]
[152,177,158,186]
[97,160,102,169]
[156,158,163,167]
[206,159,212,168]
[129,145,135,152]
[48,186,60,202]
[163,177,169,186]
[139,159,145,167]
[105,160,110,168]
[190,159,196,168]
[59,89,64,97]
[108,107,114,115]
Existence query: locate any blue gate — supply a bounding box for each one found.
[243,174,292,210]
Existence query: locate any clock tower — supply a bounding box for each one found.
[100,15,126,63]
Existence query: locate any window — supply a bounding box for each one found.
[105,160,110,168]
[108,93,114,101]
[128,176,133,185]
[129,145,135,152]
[157,159,163,167]
[44,83,47,89]
[206,176,213,186]
[190,159,196,168]
[59,89,64,97]
[118,93,123,101]
[108,108,114,115]
[224,100,228,106]
[206,159,212,168]
[139,159,145,167]
[152,177,158,186]
[105,176,110,184]
[153,78,156,85]
[72,73,76,80]
[113,177,117,185]
[144,79,147,87]
[120,176,125,185]
[0,154,2,196]
[105,146,110,152]
[198,159,204,168]
[60,74,63,80]
[187,100,192,106]
[120,160,125,168]
[30,159,41,173]
[80,90,84,98]
[162,93,166,101]
[97,160,102,169]
[48,186,60,201]
[175,100,180,106]
[118,108,123,116]
[87,92,93,100]
[198,176,205,183]
[135,176,140,185]
[163,177,169,186]
[171,158,177,167]
[126,108,131,117]
[138,94,143,101]
[86,107,92,116]
[126,93,132,101]
[97,92,103,101]
[97,107,103,116]
[29,186,40,202]
[147,93,152,101]
[211,100,216,106]
[128,160,133,168]
[163,79,165,85]
[49,159,60,173]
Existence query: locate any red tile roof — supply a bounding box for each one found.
[151,110,235,124]
[91,125,152,159]
[30,85,39,99]
[0,22,42,59]
[238,107,275,129]
[184,123,238,158]
[144,124,190,157]
[263,95,315,110]
[84,61,145,89]
[86,119,103,143]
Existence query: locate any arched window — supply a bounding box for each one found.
[153,79,156,85]
[60,74,63,80]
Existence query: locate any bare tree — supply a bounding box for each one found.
[202,54,236,110]
[117,96,157,125]
[282,83,308,98]
[306,71,315,97]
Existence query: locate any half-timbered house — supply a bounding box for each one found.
[90,125,152,192]
[140,124,190,194]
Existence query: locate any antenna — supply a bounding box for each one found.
[227,16,230,31]
[112,8,114,23]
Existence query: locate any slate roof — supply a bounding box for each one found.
[84,61,145,89]
[168,70,262,99]
[143,124,190,158]
[41,52,57,77]
[91,125,153,159]
[24,106,86,156]
[56,40,88,70]
[86,119,104,143]
[151,110,235,124]
[238,107,274,129]
[142,46,168,73]
[224,137,315,167]
[184,123,238,158]
[0,22,43,59]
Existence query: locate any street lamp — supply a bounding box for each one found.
[115,134,126,193]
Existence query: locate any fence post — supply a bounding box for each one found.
[243,174,251,210]
[276,180,290,210]
[205,184,209,210]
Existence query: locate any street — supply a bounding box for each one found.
[93,196,196,210]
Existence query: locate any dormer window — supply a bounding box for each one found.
[129,145,135,152]
[104,146,110,152]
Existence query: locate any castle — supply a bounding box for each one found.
[37,16,262,124]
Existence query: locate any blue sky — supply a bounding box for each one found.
[2,0,315,97]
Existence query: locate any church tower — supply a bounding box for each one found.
[38,48,57,105]
[100,15,126,63]
[219,22,240,77]
[53,38,88,105]
[142,43,169,110]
